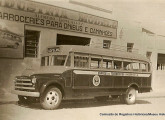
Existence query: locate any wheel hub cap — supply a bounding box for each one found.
[46,91,59,106]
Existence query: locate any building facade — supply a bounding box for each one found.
[0,0,165,92]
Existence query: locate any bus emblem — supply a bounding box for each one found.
[93,75,100,86]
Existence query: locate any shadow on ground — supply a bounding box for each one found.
[135,99,151,104]
[0,101,17,105]
[0,98,151,110]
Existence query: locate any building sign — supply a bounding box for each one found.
[0,0,118,39]
[47,47,60,53]
[0,0,118,58]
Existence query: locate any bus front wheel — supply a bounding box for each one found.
[40,86,62,110]
[124,87,136,105]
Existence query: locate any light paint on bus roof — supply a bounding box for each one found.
[41,45,150,63]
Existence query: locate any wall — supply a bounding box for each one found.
[120,22,165,92]
[153,35,165,92]
[117,20,165,91]
[0,0,116,91]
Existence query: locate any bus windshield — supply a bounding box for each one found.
[41,55,67,66]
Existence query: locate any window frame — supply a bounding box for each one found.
[140,62,148,72]
[102,57,113,69]
[90,55,102,69]
[113,58,123,70]
[25,30,40,58]
[51,55,67,66]
[73,53,89,69]
[123,60,133,71]
[41,56,50,66]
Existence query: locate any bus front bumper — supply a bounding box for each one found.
[12,90,40,97]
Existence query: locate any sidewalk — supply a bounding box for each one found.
[137,90,165,98]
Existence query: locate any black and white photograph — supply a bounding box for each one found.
[0,0,165,120]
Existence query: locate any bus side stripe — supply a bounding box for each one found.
[73,70,150,77]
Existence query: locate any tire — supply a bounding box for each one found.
[95,96,109,102]
[124,87,136,105]
[111,95,119,99]
[40,87,62,110]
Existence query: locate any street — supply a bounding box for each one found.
[0,93,165,120]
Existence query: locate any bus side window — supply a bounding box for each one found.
[74,55,89,68]
[53,55,66,66]
[123,61,132,71]
[132,63,140,71]
[41,57,45,66]
[141,63,147,72]
[114,60,122,70]
[90,58,101,69]
[103,59,113,69]
[74,56,79,67]
[41,56,49,66]
[82,57,89,68]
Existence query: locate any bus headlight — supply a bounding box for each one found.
[32,77,37,84]
[14,77,18,84]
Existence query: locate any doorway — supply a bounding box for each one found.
[56,34,90,46]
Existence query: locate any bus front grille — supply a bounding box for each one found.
[14,77,35,91]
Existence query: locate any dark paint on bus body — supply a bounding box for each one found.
[31,69,151,99]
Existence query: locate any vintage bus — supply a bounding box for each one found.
[12,45,152,109]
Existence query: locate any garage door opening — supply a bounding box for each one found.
[157,53,165,70]
[56,34,90,46]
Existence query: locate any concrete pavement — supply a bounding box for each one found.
[1,88,165,102]
[137,90,165,99]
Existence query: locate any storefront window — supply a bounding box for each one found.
[25,30,40,58]
[127,43,134,52]
[103,40,111,49]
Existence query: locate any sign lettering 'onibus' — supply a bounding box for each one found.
[0,0,118,38]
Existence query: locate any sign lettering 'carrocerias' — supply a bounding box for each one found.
[0,0,118,38]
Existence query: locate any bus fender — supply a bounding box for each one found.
[40,81,64,95]
[127,83,139,91]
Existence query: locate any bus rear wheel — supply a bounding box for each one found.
[124,87,136,105]
[40,87,62,110]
